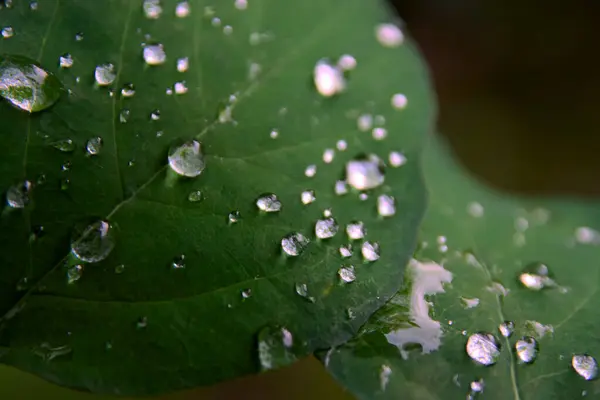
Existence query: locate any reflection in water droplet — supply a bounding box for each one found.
[339,244,352,258]
[188,190,202,202]
[177,57,189,73]
[376,23,404,47]
[143,44,166,66]
[228,211,241,224]
[346,154,385,190]
[389,151,407,167]
[175,1,190,17]
[59,53,73,68]
[51,138,75,153]
[361,241,380,261]
[86,137,102,155]
[346,221,366,240]
[95,63,116,86]
[0,55,62,112]
[305,164,317,177]
[172,254,186,269]
[315,217,339,239]
[498,321,515,338]
[256,193,282,212]
[281,232,310,256]
[572,354,598,381]
[6,181,32,208]
[466,332,500,366]
[519,262,556,290]
[258,326,296,371]
[70,220,115,263]
[515,336,538,364]
[121,83,135,97]
[338,266,356,283]
[301,190,316,205]
[313,59,345,97]
[377,194,396,217]
[168,140,206,177]
[67,264,83,284]
[143,0,162,18]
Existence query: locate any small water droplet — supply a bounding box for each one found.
[461,297,479,309]
[174,81,188,94]
[29,1,38,10]
[361,241,380,261]
[575,227,600,244]
[301,190,315,205]
[466,332,500,366]
[281,232,310,256]
[94,63,116,86]
[70,219,115,263]
[337,54,357,71]
[256,193,282,212]
[313,59,345,97]
[334,180,348,196]
[322,148,335,163]
[235,0,248,10]
[295,283,315,302]
[357,114,373,132]
[379,364,392,391]
[121,83,135,97]
[119,108,130,123]
[168,139,206,177]
[372,127,387,140]
[377,194,396,217]
[338,265,356,283]
[66,264,83,284]
[498,321,515,338]
[188,190,203,202]
[1,26,14,39]
[518,262,556,290]
[376,23,404,47]
[304,164,317,177]
[74,31,84,41]
[467,202,484,218]
[336,140,347,151]
[0,55,62,112]
[391,93,407,110]
[6,180,32,208]
[346,308,355,319]
[59,53,73,68]
[143,0,162,18]
[269,129,279,139]
[388,151,407,168]
[143,43,166,66]
[346,154,385,190]
[148,109,161,121]
[176,57,189,73]
[51,138,75,153]
[258,325,296,371]
[171,254,186,269]
[175,1,190,17]
[241,288,252,299]
[572,354,598,380]
[136,316,148,329]
[60,177,70,191]
[339,244,352,258]
[315,217,339,239]
[515,336,538,364]
[114,264,125,274]
[346,221,366,240]
[85,137,102,155]
[228,211,241,224]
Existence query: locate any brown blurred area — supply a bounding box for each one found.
[4,1,600,400]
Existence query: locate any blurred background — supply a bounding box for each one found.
[3,0,600,398]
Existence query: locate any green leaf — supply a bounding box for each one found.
[0,0,433,395]
[323,136,600,399]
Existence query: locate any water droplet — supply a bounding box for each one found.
[376,23,404,47]
[301,190,315,205]
[518,262,556,290]
[281,232,310,256]
[470,378,484,393]
[334,180,348,195]
[188,190,202,202]
[337,54,357,71]
[235,0,248,10]
[258,325,296,371]
[143,43,166,66]
[359,193,368,201]
[461,297,480,309]
[304,164,317,177]
[256,193,282,212]
[168,140,206,177]
[572,354,598,380]
[346,221,366,240]
[339,244,352,258]
[323,208,332,217]
[295,283,315,302]
[29,1,38,11]
[466,332,500,366]
[74,32,84,41]
[137,316,148,329]
[1,26,14,39]
[524,320,554,339]
[372,127,387,140]
[575,227,600,244]
[6,180,32,208]
[346,154,385,190]
[269,129,279,139]
[114,264,125,274]
[175,1,190,17]
[515,336,538,364]
[313,59,345,97]
[143,0,162,18]
[59,53,73,68]
[241,289,252,299]
[391,93,407,109]
[51,138,75,153]
[70,219,115,263]
[377,194,396,217]
[228,211,241,224]
[379,364,392,391]
[174,81,188,94]
[338,265,356,283]
[498,321,515,338]
[315,217,339,239]
[361,241,380,261]
[323,148,335,163]
[346,308,355,319]
[176,57,189,73]
[95,63,116,86]
[467,201,484,218]
[86,137,102,155]
[0,55,62,112]
[66,264,83,284]
[171,254,185,269]
[388,151,407,168]
[121,83,135,97]
[357,114,373,131]
[119,108,130,123]
[336,140,347,151]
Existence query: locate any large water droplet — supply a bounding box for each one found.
[498,321,515,338]
[572,354,598,381]
[466,332,500,366]
[361,241,380,261]
[66,264,83,284]
[515,336,538,364]
[257,325,297,371]
[315,217,339,239]
[313,59,345,97]
[86,137,102,155]
[51,138,75,153]
[168,140,206,177]
[143,44,166,66]
[70,220,115,263]
[256,193,282,212]
[0,55,62,112]
[119,108,130,123]
[377,194,396,217]
[95,63,116,86]
[519,262,556,290]
[6,180,32,208]
[338,265,356,283]
[281,232,310,256]
[346,221,366,240]
[346,154,385,190]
